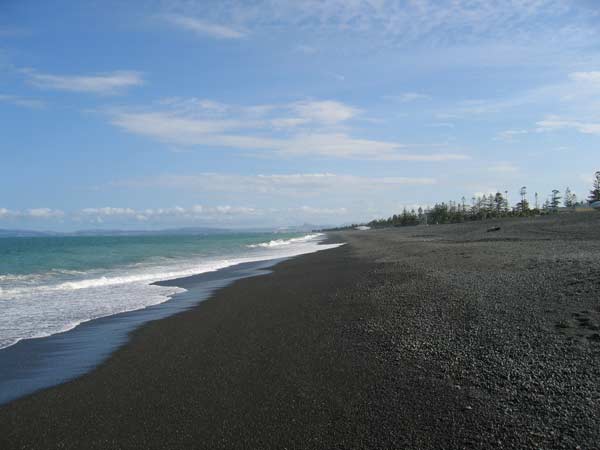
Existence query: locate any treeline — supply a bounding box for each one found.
[338,171,600,230]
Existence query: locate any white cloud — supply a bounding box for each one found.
[569,72,600,83]
[328,72,346,82]
[382,152,468,162]
[494,129,529,141]
[109,98,469,161]
[80,207,137,216]
[281,132,400,158]
[0,94,45,109]
[291,100,358,124]
[292,206,348,215]
[438,69,600,123]
[171,0,586,46]
[536,117,600,135]
[114,172,437,194]
[76,205,260,223]
[163,14,245,39]
[26,208,64,218]
[112,112,251,140]
[105,172,439,224]
[427,122,455,128]
[24,69,144,94]
[0,208,65,219]
[487,163,519,174]
[1,203,359,226]
[439,97,528,118]
[386,92,431,103]
[72,203,357,224]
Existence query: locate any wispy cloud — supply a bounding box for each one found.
[0,94,45,109]
[385,92,431,103]
[295,44,317,54]
[109,98,469,161]
[437,70,600,124]
[163,14,245,39]
[0,203,353,225]
[27,208,65,218]
[536,117,600,135]
[23,69,144,94]
[494,129,529,141]
[327,72,346,82]
[113,172,437,194]
[569,71,600,83]
[291,100,358,124]
[438,97,529,118]
[487,163,519,174]
[77,205,258,222]
[0,208,64,219]
[164,0,594,50]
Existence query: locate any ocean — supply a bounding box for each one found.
[0,231,335,351]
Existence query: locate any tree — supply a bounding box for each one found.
[493,192,505,213]
[564,187,575,208]
[589,171,600,203]
[550,189,562,210]
[516,186,529,213]
[543,199,551,211]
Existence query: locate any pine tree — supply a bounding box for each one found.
[563,186,573,208]
[564,187,575,208]
[517,186,529,213]
[493,192,504,213]
[543,199,551,211]
[589,171,600,203]
[550,189,561,210]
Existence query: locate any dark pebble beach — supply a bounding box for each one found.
[1,212,599,449]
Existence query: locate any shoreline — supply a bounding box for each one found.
[0,233,342,406]
[0,256,294,405]
[1,213,599,448]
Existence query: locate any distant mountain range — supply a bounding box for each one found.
[0,227,238,238]
[0,224,331,238]
[0,229,57,238]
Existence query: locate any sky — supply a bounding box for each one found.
[1,0,600,230]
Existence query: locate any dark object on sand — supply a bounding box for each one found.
[486,226,501,232]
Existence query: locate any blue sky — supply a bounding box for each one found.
[1,0,599,230]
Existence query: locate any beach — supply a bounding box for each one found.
[1,212,599,449]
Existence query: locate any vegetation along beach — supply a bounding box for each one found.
[1,210,599,449]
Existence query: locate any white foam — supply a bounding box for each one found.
[247,233,322,248]
[0,234,342,350]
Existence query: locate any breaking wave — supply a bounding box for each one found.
[247,233,322,248]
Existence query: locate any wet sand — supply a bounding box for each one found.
[1,212,599,449]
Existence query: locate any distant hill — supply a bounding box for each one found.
[0,225,335,238]
[0,227,236,238]
[275,223,333,233]
[0,229,57,238]
[67,227,236,236]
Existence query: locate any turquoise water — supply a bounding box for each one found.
[0,232,328,349]
[0,233,302,276]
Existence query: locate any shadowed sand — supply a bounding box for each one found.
[1,213,599,449]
